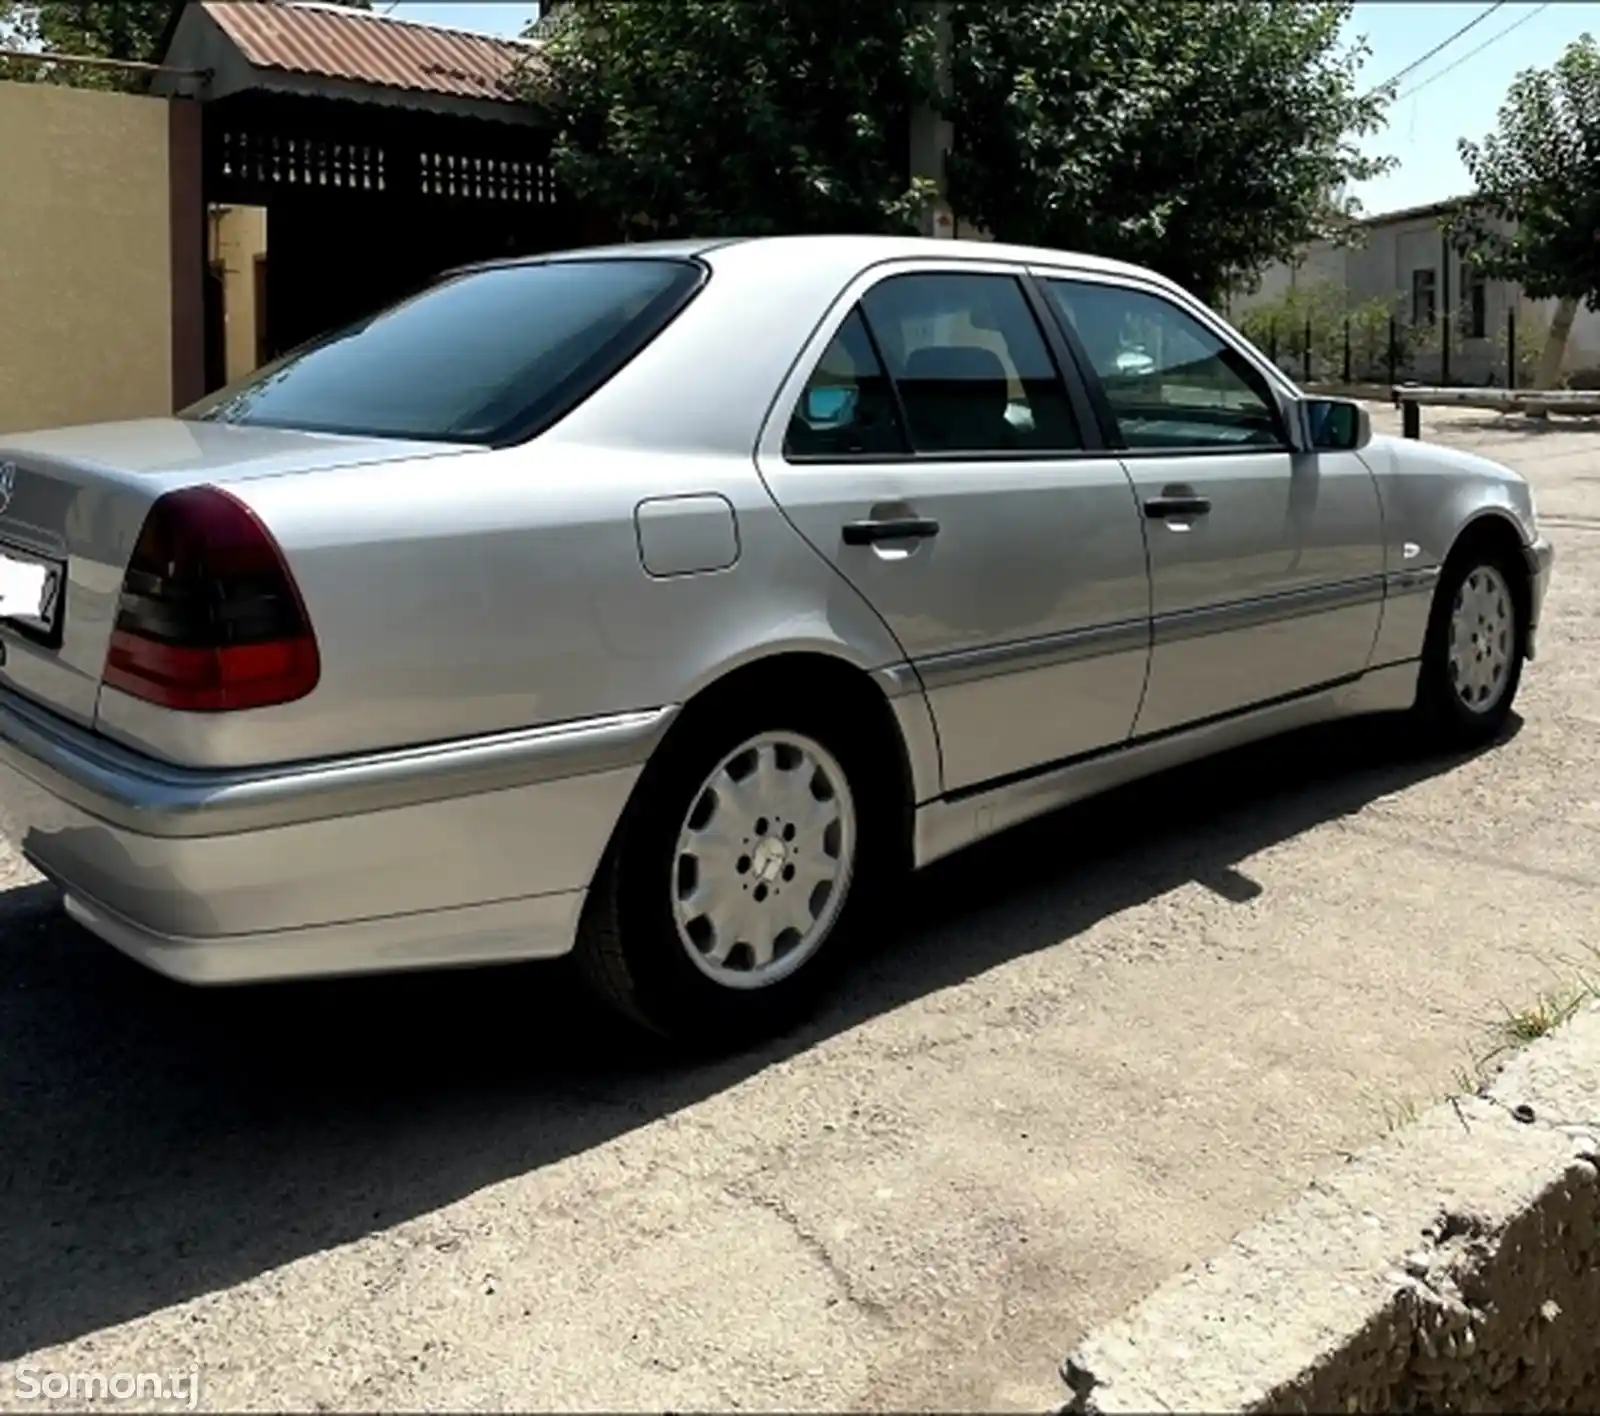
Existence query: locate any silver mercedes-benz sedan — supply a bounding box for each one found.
[0,235,1554,1041]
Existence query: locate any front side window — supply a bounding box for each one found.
[784,308,909,458]
[860,272,1082,454]
[183,258,704,444]
[1044,280,1285,450]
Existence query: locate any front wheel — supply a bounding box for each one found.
[575,711,873,1046]
[1413,547,1526,746]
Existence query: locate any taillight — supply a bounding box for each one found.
[102,485,320,712]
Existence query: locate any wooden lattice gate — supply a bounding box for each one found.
[201,92,590,375]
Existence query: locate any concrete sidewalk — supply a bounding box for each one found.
[1065,999,1600,1413]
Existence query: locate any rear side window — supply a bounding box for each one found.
[784,270,1084,462]
[183,258,705,445]
[784,309,910,458]
[861,273,1082,454]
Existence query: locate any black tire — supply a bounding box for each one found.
[1412,539,1527,747]
[573,699,889,1049]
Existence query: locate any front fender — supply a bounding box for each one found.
[1359,433,1537,569]
[1360,434,1543,666]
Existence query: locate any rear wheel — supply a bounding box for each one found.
[1413,544,1526,746]
[575,707,874,1047]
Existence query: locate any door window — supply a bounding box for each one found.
[784,308,910,459]
[1043,280,1286,451]
[860,273,1082,454]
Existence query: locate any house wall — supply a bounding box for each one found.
[0,80,197,435]
[1233,209,1600,385]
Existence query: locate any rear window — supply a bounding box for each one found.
[183,257,705,445]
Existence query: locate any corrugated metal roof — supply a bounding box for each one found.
[201,0,538,103]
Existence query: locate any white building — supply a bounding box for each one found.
[1229,197,1600,385]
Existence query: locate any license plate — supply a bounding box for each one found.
[0,546,63,637]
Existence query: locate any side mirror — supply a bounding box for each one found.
[1300,396,1372,452]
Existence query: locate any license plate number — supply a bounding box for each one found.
[0,548,62,635]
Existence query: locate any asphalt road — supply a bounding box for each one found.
[2,404,1597,1412]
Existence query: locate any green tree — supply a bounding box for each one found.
[1346,293,1409,381]
[1233,282,1411,383]
[1,0,368,88]
[532,0,940,240]
[534,0,1387,277]
[1493,300,1553,389]
[943,1,1389,303]
[1233,280,1346,378]
[0,3,42,80]
[1451,35,1600,388]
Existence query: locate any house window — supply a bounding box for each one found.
[1465,271,1487,339]
[1412,268,1437,327]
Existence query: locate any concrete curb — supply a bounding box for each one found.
[1061,1001,1600,1413]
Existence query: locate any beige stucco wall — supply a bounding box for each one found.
[0,80,172,435]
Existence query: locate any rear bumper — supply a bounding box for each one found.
[0,689,673,983]
[1525,535,1555,659]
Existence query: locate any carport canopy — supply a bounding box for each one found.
[154,0,546,127]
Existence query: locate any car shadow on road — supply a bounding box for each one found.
[0,713,1514,1360]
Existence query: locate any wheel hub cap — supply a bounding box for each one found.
[671,732,857,991]
[1447,563,1515,715]
[750,835,788,884]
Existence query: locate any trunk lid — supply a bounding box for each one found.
[0,417,475,726]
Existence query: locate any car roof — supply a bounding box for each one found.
[714,233,1167,286]
[452,233,1178,293]
[448,236,736,276]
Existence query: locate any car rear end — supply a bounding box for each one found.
[0,422,539,981]
[0,251,711,984]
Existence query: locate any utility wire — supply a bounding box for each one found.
[1392,2,1552,101]
[1363,0,1507,95]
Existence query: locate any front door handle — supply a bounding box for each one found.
[842,516,941,546]
[1143,495,1211,519]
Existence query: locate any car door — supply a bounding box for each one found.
[1035,273,1386,737]
[754,262,1151,796]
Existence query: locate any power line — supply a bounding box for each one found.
[1392,2,1553,101]
[1364,0,1507,95]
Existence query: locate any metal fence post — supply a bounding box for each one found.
[1506,305,1517,391]
[1342,316,1352,384]
[1387,317,1398,387]
[1302,316,1312,383]
[1268,319,1278,367]
[1402,398,1420,439]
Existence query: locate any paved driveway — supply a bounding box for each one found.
[2,405,1597,1412]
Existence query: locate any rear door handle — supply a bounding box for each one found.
[842,517,941,546]
[1143,496,1211,519]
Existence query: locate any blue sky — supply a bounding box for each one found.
[387,1,1599,217]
